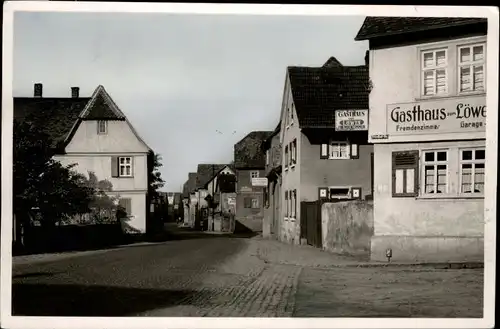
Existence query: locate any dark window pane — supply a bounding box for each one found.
[437,152,447,161]
[424,152,434,162]
[475,149,485,160]
[462,163,473,169]
[476,163,485,169]
[462,150,473,160]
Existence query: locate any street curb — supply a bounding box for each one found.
[265,260,484,270]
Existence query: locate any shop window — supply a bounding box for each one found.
[460,148,485,195]
[392,151,419,197]
[329,187,351,199]
[422,150,449,194]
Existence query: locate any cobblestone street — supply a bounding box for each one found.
[12,229,484,318]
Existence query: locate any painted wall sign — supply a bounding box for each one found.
[386,96,486,136]
[227,197,236,205]
[251,177,268,187]
[335,110,368,131]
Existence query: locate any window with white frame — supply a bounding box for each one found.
[458,43,485,93]
[250,171,259,179]
[284,145,289,169]
[460,148,485,194]
[266,150,270,165]
[289,190,296,219]
[421,48,448,96]
[290,105,294,125]
[329,141,350,159]
[97,120,107,134]
[422,150,448,194]
[119,157,132,177]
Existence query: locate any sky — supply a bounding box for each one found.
[13,12,368,192]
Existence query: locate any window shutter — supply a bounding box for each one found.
[293,140,297,164]
[320,144,328,159]
[285,146,289,168]
[350,144,359,159]
[119,198,132,216]
[293,190,297,218]
[392,151,419,197]
[111,156,119,177]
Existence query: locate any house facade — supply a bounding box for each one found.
[355,17,487,262]
[182,172,197,227]
[262,123,282,238]
[14,84,152,233]
[234,131,273,232]
[204,165,236,232]
[278,58,372,245]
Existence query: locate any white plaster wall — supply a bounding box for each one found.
[65,120,149,153]
[109,191,147,233]
[369,35,487,144]
[280,73,302,244]
[373,140,485,237]
[54,154,148,191]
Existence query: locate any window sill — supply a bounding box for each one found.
[415,92,486,102]
[286,125,290,130]
[328,157,350,160]
[290,164,296,169]
[284,167,289,172]
[284,217,289,221]
[289,217,296,222]
[417,194,484,200]
[116,176,134,179]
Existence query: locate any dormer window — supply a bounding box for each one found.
[97,120,107,135]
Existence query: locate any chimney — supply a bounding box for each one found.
[34,83,43,97]
[71,87,80,98]
[364,50,369,67]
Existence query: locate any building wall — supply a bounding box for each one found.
[55,154,148,191]
[372,141,484,262]
[235,169,266,232]
[65,120,149,153]
[55,120,150,233]
[279,78,302,244]
[206,166,235,197]
[300,139,373,201]
[263,132,282,238]
[368,34,487,262]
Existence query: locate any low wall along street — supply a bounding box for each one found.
[321,200,374,257]
[386,95,486,136]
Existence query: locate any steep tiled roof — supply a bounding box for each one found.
[234,131,273,169]
[218,174,236,193]
[14,97,91,147]
[355,17,487,41]
[288,65,369,128]
[79,85,126,120]
[14,85,150,152]
[322,56,343,68]
[195,164,229,190]
[262,121,281,151]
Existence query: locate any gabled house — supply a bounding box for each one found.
[192,163,229,230]
[202,165,236,232]
[14,83,152,233]
[278,58,372,245]
[355,17,487,262]
[182,172,197,227]
[234,131,274,232]
[261,122,282,238]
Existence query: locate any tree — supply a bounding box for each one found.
[13,118,95,230]
[148,150,165,199]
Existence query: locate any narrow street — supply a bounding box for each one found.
[12,226,484,318]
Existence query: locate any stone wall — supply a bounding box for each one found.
[321,201,374,257]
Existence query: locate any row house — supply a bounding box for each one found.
[261,122,282,238]
[193,163,229,230]
[278,57,372,245]
[204,165,236,232]
[182,172,197,227]
[14,83,152,233]
[355,17,487,262]
[234,131,274,233]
